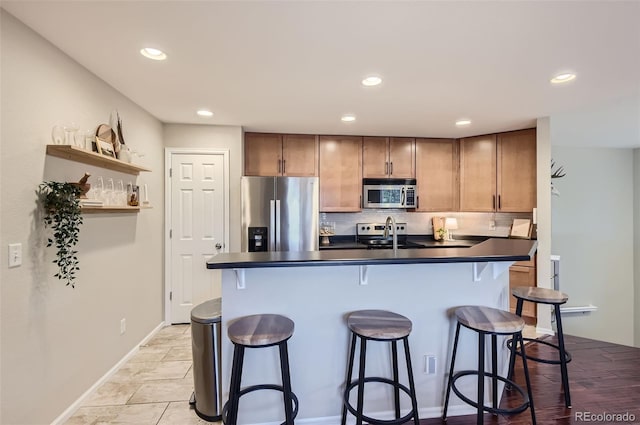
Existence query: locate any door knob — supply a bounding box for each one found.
[215,243,222,249]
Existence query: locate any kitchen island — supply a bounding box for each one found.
[206,238,536,424]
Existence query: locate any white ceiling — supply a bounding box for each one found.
[3,1,640,146]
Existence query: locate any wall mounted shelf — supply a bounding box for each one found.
[46,145,151,175]
[81,206,141,213]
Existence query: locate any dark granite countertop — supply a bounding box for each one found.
[206,238,537,269]
[318,234,488,250]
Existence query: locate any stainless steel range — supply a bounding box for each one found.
[356,222,424,249]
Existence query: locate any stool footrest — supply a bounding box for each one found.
[451,370,530,416]
[222,384,299,425]
[344,377,417,425]
[507,338,572,365]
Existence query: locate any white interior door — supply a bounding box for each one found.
[169,152,227,323]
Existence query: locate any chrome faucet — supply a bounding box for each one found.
[384,216,398,253]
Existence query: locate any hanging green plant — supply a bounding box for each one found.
[39,181,83,288]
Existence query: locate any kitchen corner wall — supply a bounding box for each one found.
[550,146,635,346]
[634,148,640,347]
[1,11,164,425]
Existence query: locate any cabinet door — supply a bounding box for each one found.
[362,137,389,178]
[497,129,537,212]
[282,134,318,177]
[244,133,282,176]
[389,137,415,178]
[509,265,537,320]
[415,138,457,211]
[319,136,362,212]
[459,134,497,211]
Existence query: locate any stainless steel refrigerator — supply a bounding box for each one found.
[241,176,319,252]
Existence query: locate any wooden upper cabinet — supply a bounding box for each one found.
[244,133,282,176]
[319,136,362,212]
[459,134,497,212]
[389,138,415,178]
[497,129,537,212]
[362,137,415,178]
[282,134,318,177]
[362,137,389,178]
[460,129,537,212]
[415,138,458,211]
[244,132,318,177]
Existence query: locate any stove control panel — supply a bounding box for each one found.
[356,222,407,236]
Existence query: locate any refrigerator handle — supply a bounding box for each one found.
[275,200,281,251]
[269,200,276,251]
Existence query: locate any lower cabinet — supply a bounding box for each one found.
[509,256,537,324]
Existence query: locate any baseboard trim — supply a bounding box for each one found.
[50,321,166,425]
[231,404,476,425]
[535,326,555,336]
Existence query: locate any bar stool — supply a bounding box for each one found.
[443,306,536,425]
[507,287,572,408]
[223,314,298,425]
[341,310,419,425]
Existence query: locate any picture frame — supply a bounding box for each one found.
[509,218,532,239]
[96,138,116,158]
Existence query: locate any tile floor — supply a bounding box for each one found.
[65,324,539,425]
[65,324,219,425]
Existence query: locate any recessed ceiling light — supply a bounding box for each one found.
[341,114,356,122]
[362,76,382,87]
[455,119,471,126]
[197,109,214,117]
[550,73,576,84]
[140,47,167,61]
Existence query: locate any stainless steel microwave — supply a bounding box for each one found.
[362,178,417,209]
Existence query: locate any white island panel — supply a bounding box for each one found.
[220,261,514,424]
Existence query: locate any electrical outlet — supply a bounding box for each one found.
[424,355,437,374]
[120,318,126,335]
[489,220,496,230]
[8,243,22,267]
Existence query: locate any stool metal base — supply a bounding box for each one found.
[224,339,297,425]
[222,384,299,425]
[507,337,572,365]
[443,321,536,425]
[451,371,530,416]
[341,332,419,425]
[344,377,416,425]
[508,298,572,408]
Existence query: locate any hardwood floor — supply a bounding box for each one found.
[424,334,640,424]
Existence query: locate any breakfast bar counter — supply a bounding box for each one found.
[206,238,536,269]
[206,238,537,424]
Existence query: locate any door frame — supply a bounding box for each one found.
[164,148,230,325]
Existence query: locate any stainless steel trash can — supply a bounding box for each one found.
[189,298,222,421]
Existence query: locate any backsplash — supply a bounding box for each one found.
[320,211,534,238]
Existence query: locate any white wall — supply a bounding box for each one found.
[0,11,165,424]
[535,117,553,333]
[634,148,640,347]
[550,146,634,345]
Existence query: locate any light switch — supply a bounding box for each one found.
[8,243,22,267]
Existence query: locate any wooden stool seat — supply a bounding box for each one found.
[347,309,412,340]
[512,287,568,305]
[455,306,525,334]
[228,314,294,347]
